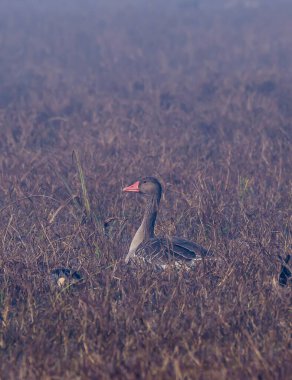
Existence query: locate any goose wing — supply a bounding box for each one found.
[170,237,213,259]
[137,237,212,264]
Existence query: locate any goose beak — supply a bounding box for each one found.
[123,181,140,192]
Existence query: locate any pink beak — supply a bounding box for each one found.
[123,181,140,192]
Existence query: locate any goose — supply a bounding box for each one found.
[50,268,83,287]
[123,177,213,267]
[278,254,291,287]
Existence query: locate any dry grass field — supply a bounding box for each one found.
[0,1,291,379]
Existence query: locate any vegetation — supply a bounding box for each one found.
[0,1,291,379]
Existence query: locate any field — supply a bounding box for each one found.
[0,1,291,379]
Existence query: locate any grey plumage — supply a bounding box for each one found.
[123,177,213,266]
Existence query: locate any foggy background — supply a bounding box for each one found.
[1,0,292,117]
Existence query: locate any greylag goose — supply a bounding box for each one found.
[278,254,291,287]
[50,268,83,287]
[123,177,212,266]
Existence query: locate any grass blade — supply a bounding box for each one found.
[73,150,91,219]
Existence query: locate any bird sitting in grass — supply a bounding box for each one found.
[123,177,213,267]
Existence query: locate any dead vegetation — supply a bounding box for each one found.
[0,1,291,379]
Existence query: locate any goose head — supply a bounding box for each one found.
[123,177,162,201]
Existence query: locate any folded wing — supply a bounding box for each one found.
[137,236,213,264]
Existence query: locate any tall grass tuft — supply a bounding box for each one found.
[73,150,91,220]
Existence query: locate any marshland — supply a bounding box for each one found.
[0,1,291,379]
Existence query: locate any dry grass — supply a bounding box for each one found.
[0,1,291,379]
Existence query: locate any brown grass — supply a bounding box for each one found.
[0,1,291,379]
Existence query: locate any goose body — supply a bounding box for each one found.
[123,177,212,266]
[50,268,83,287]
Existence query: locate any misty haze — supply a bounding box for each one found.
[0,1,291,379]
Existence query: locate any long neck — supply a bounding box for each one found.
[125,194,160,263]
